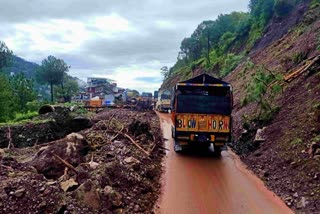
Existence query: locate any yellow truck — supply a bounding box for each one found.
[156,89,172,112]
[171,74,233,155]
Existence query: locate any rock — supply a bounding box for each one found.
[114,208,124,214]
[284,196,293,202]
[259,170,269,178]
[309,142,320,157]
[89,161,99,170]
[66,133,84,143]
[104,186,122,207]
[104,186,113,195]
[124,157,140,165]
[60,178,79,192]
[14,188,25,198]
[254,128,266,142]
[29,133,89,179]
[296,197,307,209]
[73,180,101,209]
[39,186,46,193]
[0,149,4,155]
[314,155,320,160]
[134,204,140,212]
[293,192,299,198]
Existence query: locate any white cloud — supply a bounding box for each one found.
[0,0,249,93]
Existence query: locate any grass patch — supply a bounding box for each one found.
[291,138,303,145]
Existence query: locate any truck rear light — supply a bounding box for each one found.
[210,135,215,141]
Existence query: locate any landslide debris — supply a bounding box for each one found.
[225,3,320,213]
[0,106,92,148]
[0,109,164,213]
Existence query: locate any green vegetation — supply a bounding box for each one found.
[163,0,306,82]
[291,138,303,145]
[13,111,38,122]
[241,65,283,122]
[37,55,70,103]
[0,41,80,123]
[292,51,308,64]
[310,0,320,9]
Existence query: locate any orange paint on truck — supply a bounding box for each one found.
[175,113,230,133]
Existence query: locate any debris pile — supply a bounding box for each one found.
[0,107,92,148]
[0,109,164,213]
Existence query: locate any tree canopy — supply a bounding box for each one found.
[37,55,70,103]
[0,41,13,71]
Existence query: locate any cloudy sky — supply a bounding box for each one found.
[0,0,248,93]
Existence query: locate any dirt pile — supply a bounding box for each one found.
[0,107,92,149]
[0,109,164,213]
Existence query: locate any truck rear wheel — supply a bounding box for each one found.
[214,146,222,157]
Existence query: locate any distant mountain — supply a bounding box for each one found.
[3,55,39,79]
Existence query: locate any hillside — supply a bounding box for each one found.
[3,55,39,78]
[161,0,320,212]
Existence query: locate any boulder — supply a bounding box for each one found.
[29,133,89,179]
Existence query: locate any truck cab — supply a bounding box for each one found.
[156,89,172,112]
[171,74,233,154]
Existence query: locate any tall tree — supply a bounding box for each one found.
[37,56,69,103]
[0,41,15,122]
[54,76,79,102]
[10,73,36,112]
[0,74,15,122]
[0,41,13,71]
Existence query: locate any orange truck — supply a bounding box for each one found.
[171,74,233,154]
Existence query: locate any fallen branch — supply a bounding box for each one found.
[149,143,157,154]
[284,55,320,82]
[110,124,124,142]
[7,127,14,149]
[122,133,151,158]
[52,153,78,174]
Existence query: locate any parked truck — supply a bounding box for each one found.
[171,74,233,155]
[156,89,172,112]
[137,92,153,110]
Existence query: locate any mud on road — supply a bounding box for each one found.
[157,112,292,214]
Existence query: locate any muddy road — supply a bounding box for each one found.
[156,113,292,214]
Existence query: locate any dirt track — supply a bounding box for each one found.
[156,113,293,214]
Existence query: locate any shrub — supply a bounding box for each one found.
[13,111,38,122]
[26,100,46,112]
[243,65,283,122]
[220,53,244,77]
